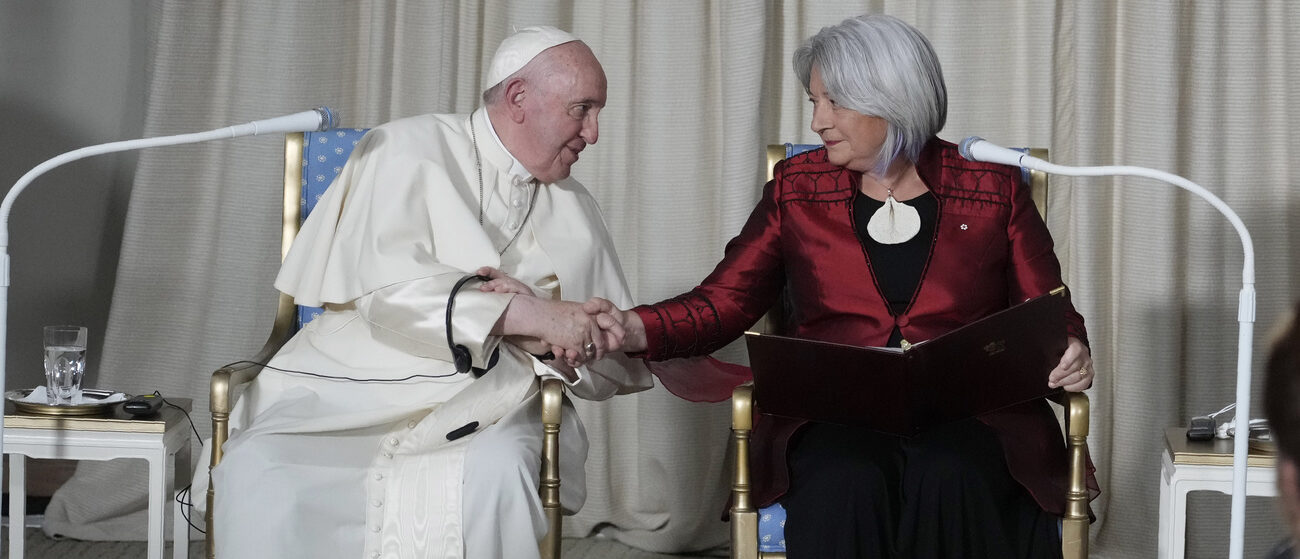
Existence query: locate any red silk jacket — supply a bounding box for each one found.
[633,137,1099,515]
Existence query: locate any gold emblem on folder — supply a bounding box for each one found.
[983,340,1006,356]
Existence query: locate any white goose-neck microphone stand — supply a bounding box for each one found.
[960,137,1256,559]
[0,107,336,536]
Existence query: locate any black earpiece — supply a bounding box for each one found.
[446,274,496,377]
[452,345,473,374]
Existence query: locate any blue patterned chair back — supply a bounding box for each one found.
[293,128,370,329]
[783,143,819,159]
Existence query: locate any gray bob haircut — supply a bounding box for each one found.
[793,14,947,175]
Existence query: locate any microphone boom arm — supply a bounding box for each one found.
[0,106,335,248]
[1024,161,1255,283]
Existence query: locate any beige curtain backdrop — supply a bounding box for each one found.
[41,1,1298,558]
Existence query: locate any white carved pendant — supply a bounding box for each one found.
[866,195,921,244]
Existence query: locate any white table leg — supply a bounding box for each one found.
[1170,478,1190,559]
[9,454,26,559]
[148,450,166,559]
[173,489,188,559]
[169,445,189,559]
[1159,464,1173,559]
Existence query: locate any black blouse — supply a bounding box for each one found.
[853,190,938,346]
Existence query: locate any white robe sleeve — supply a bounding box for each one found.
[355,272,514,369]
[356,273,643,401]
[561,354,651,401]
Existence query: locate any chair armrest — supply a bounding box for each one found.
[1061,391,1090,559]
[730,382,760,559]
[209,343,279,416]
[1064,391,1090,439]
[539,378,564,559]
[732,382,754,431]
[210,292,298,418]
[209,305,296,457]
[206,292,297,559]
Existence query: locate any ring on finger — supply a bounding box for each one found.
[1078,366,1090,377]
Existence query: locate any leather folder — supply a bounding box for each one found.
[744,287,1068,436]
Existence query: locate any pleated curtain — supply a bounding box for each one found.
[43,1,1300,557]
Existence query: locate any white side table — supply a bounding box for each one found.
[4,398,192,559]
[1158,426,1277,559]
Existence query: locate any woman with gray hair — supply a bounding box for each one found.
[541,13,1100,558]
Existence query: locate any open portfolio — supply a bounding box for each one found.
[745,287,1069,436]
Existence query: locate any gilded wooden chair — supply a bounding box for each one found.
[728,144,1091,559]
[205,129,567,559]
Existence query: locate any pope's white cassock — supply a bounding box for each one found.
[196,108,652,559]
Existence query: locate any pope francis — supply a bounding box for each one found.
[201,26,652,559]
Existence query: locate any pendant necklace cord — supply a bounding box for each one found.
[469,118,538,256]
[470,120,486,226]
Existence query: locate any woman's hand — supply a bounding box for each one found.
[583,297,646,354]
[1047,336,1093,392]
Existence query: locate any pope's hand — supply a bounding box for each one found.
[476,266,534,295]
[494,288,625,368]
[538,299,624,367]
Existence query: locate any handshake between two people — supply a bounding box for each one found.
[478,267,646,370]
[477,267,1096,392]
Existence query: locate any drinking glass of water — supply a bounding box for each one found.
[43,325,87,405]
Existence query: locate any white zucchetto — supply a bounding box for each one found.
[484,26,580,91]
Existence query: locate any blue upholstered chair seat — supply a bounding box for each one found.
[757,503,788,552]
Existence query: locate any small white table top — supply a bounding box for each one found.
[3,396,194,559]
[1163,426,1276,468]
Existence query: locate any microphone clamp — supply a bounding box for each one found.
[313,107,338,131]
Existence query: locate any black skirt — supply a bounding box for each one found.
[780,418,1062,558]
